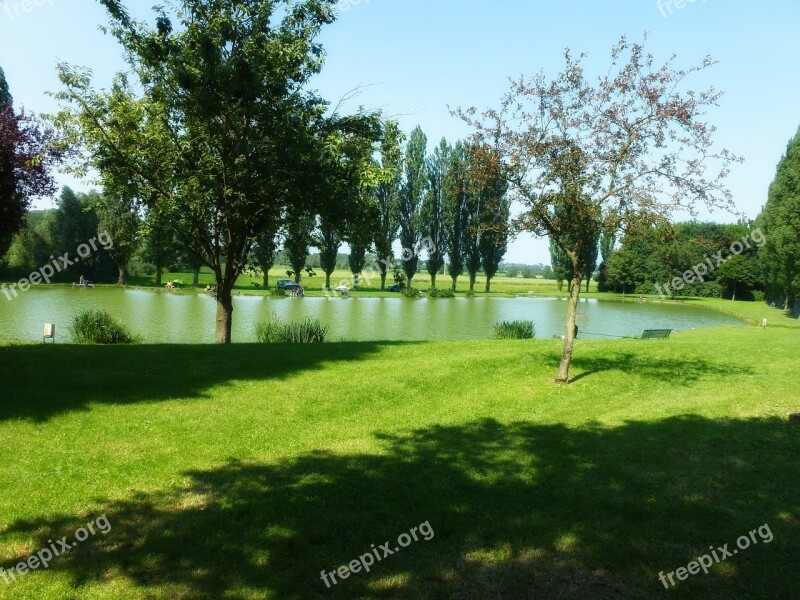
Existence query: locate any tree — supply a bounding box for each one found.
[422,138,451,288]
[373,120,403,290]
[399,126,428,287]
[716,254,758,301]
[316,216,341,290]
[95,192,141,285]
[285,212,315,284]
[463,172,483,292]
[142,205,181,287]
[444,141,471,291]
[52,187,114,281]
[471,146,511,293]
[458,36,740,382]
[582,232,600,292]
[0,66,65,255]
[55,0,354,343]
[757,127,800,308]
[549,238,571,291]
[252,226,278,289]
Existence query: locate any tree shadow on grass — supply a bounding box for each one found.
[2,416,798,599]
[541,350,754,385]
[0,342,408,422]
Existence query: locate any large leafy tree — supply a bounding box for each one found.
[458,36,740,382]
[0,66,65,255]
[422,138,451,288]
[399,126,428,287]
[54,0,355,343]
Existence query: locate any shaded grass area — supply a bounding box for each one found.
[0,328,798,598]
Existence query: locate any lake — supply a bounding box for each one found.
[0,287,746,343]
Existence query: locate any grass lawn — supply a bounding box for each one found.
[1,306,798,598]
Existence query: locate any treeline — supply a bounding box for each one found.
[502,263,553,279]
[582,126,800,308]
[597,221,763,300]
[2,123,513,293]
[266,125,512,292]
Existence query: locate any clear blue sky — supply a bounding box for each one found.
[1,0,798,263]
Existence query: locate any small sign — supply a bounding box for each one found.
[43,323,56,343]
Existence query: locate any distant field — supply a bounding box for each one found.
[126,266,588,296]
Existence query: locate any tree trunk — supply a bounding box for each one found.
[556,272,583,384]
[585,278,590,293]
[155,267,162,287]
[380,272,387,291]
[117,265,127,286]
[406,275,412,289]
[431,272,437,289]
[451,275,458,292]
[215,287,234,344]
[469,273,476,292]
[485,277,492,293]
[325,272,331,290]
[262,272,269,289]
[193,268,200,288]
[731,283,737,301]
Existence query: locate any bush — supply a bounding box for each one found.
[255,316,329,343]
[427,287,455,298]
[70,310,139,344]
[402,287,421,298]
[269,287,288,298]
[752,290,766,302]
[492,320,535,340]
[464,289,476,298]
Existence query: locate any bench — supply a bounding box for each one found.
[640,329,672,339]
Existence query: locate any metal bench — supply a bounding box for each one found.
[640,329,672,339]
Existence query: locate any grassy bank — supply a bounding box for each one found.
[1,326,798,598]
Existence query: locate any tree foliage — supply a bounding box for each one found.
[457,35,740,382]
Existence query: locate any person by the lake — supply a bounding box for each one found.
[165,281,174,290]
[79,275,85,286]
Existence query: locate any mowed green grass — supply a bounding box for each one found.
[0,315,798,598]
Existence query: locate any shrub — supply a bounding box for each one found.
[269,287,288,298]
[492,320,535,340]
[255,316,329,343]
[752,290,766,302]
[402,287,421,298]
[427,287,455,298]
[70,310,139,344]
[464,289,476,298]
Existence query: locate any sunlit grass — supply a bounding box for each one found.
[0,326,798,598]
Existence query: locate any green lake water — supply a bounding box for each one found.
[0,288,746,343]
